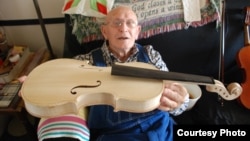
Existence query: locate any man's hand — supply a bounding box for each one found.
[17,75,27,97]
[158,82,188,111]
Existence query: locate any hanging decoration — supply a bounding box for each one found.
[62,0,220,44]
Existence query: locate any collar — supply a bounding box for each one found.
[101,42,139,62]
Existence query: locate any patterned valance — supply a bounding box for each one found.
[65,0,220,44]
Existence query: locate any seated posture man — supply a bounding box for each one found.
[22,5,189,141]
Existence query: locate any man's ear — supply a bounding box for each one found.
[135,25,141,40]
[101,25,108,39]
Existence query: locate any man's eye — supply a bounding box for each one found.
[127,21,136,27]
[114,21,122,26]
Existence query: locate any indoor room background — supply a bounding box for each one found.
[0,0,65,58]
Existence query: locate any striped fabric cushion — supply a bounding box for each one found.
[37,114,89,141]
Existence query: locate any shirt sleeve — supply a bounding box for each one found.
[169,94,189,116]
[144,45,169,71]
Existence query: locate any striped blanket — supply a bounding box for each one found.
[37,114,89,141]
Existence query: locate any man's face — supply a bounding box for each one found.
[101,7,141,51]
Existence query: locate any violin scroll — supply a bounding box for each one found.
[227,82,243,97]
[206,80,242,100]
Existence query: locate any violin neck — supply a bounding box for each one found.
[111,64,215,84]
[244,7,250,46]
[244,25,250,46]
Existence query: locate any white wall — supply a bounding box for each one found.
[0,0,65,57]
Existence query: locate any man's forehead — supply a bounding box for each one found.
[106,7,137,20]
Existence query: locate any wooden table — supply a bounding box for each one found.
[0,47,51,140]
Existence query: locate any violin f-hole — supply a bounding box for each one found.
[70,80,102,95]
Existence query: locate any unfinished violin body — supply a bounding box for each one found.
[21,59,164,118]
[21,59,242,118]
